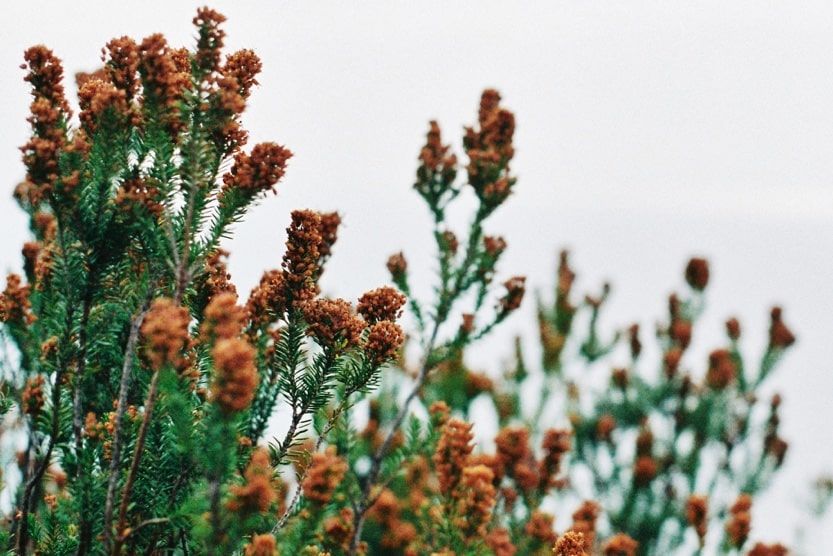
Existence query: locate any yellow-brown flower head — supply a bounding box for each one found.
[78,78,128,133]
[486,527,516,556]
[602,534,638,556]
[357,286,406,324]
[193,7,226,75]
[244,533,278,556]
[494,425,530,468]
[246,269,286,328]
[685,257,710,291]
[553,531,588,556]
[302,298,365,350]
[365,321,405,365]
[454,465,496,539]
[211,337,258,412]
[1,274,34,324]
[706,348,736,390]
[141,298,190,371]
[138,33,189,134]
[415,120,457,200]
[685,494,709,546]
[21,375,46,416]
[570,501,601,552]
[768,307,795,349]
[282,210,323,306]
[201,291,246,340]
[223,142,292,195]
[433,418,474,494]
[204,249,237,297]
[302,446,348,505]
[228,448,276,513]
[222,49,262,99]
[102,36,140,99]
[524,510,557,545]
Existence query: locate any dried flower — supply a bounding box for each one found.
[539,428,571,490]
[726,317,741,341]
[223,142,292,195]
[301,298,365,350]
[201,292,246,340]
[453,464,496,538]
[283,210,324,307]
[485,527,516,556]
[141,298,190,371]
[602,533,638,556]
[747,543,789,556]
[102,36,140,100]
[246,269,286,328]
[228,449,276,513]
[768,307,795,349]
[570,501,600,551]
[357,286,406,324]
[685,257,710,291]
[21,375,45,416]
[302,446,348,505]
[193,7,226,75]
[222,50,262,99]
[78,78,128,133]
[633,456,658,487]
[386,252,407,279]
[415,120,457,208]
[434,418,474,494]
[365,321,405,365]
[211,337,258,412]
[1,274,35,324]
[685,494,709,546]
[706,348,736,390]
[244,533,278,556]
[554,531,588,556]
[498,276,526,315]
[524,510,557,545]
[726,494,752,549]
[464,89,516,211]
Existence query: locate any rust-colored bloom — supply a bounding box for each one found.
[301,298,365,350]
[596,414,616,442]
[498,276,526,315]
[211,337,258,412]
[725,494,752,549]
[706,348,736,390]
[602,533,638,556]
[78,78,128,133]
[570,501,600,552]
[524,510,556,545]
[433,418,474,494]
[243,533,278,556]
[747,543,789,556]
[633,456,658,487]
[21,375,45,416]
[222,49,262,99]
[685,494,709,546]
[726,317,741,341]
[193,7,226,75]
[223,142,292,195]
[302,446,348,505]
[102,36,140,99]
[539,428,571,490]
[138,33,189,135]
[1,274,35,324]
[386,252,407,280]
[685,257,710,291]
[485,527,516,556]
[204,249,237,297]
[453,464,496,538]
[282,210,324,307]
[201,291,246,340]
[768,307,795,349]
[365,321,405,365]
[464,89,516,210]
[494,426,530,468]
[554,531,588,556]
[246,269,286,328]
[357,286,406,324]
[228,449,276,513]
[415,120,457,205]
[141,298,190,371]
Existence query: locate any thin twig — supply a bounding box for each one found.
[102,301,151,552]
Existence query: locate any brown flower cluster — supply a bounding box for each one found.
[301,298,365,350]
[357,286,406,324]
[211,337,258,412]
[0,274,34,324]
[193,7,227,75]
[201,292,246,341]
[498,276,526,316]
[138,33,190,136]
[141,298,190,371]
[768,307,795,349]
[414,120,458,207]
[725,493,752,549]
[21,375,45,416]
[463,89,516,210]
[452,464,496,539]
[243,533,278,556]
[747,542,789,556]
[485,527,516,556]
[553,531,587,556]
[302,446,348,505]
[366,489,416,550]
[223,142,292,195]
[114,177,163,216]
[685,494,709,546]
[386,252,407,280]
[524,509,557,545]
[434,418,474,494]
[282,210,326,307]
[706,348,737,390]
[685,257,710,291]
[228,449,276,513]
[602,533,639,556]
[570,500,601,552]
[204,249,237,297]
[539,428,571,490]
[77,78,128,134]
[365,321,405,366]
[102,36,140,100]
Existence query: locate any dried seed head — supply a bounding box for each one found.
[301,298,365,350]
[211,337,258,412]
[434,418,474,494]
[357,286,406,324]
[141,298,190,371]
[302,446,348,505]
[685,257,710,291]
[228,449,276,513]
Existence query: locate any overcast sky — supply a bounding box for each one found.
[2,1,832,550]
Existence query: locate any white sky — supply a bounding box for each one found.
[2,1,832,551]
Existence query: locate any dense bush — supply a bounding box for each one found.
[0,8,796,556]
